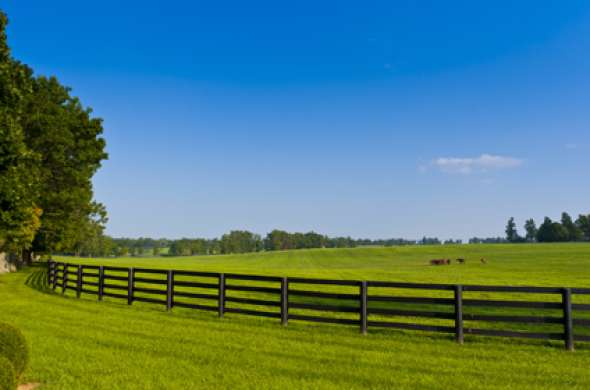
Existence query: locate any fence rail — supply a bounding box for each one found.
[47,260,590,351]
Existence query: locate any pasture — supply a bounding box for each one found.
[3,243,590,389]
[69,243,590,286]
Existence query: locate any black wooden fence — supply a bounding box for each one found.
[46,260,590,350]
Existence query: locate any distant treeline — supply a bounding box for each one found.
[505,212,590,243]
[468,237,509,244]
[62,211,589,258]
[62,230,471,258]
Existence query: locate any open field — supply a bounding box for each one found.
[66,243,590,286]
[3,244,590,389]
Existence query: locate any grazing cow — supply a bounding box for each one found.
[480,258,487,264]
[456,258,465,264]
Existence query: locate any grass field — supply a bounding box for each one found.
[2,243,590,389]
[70,243,590,285]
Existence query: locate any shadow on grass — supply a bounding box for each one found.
[24,263,51,293]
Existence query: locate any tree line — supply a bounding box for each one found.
[65,230,467,258]
[63,212,590,258]
[0,11,107,262]
[505,212,590,243]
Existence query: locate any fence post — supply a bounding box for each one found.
[454,285,464,344]
[76,265,83,299]
[52,263,58,291]
[166,270,174,311]
[62,266,68,294]
[562,288,574,351]
[98,266,104,301]
[281,277,288,326]
[47,261,52,286]
[360,281,368,335]
[128,267,134,305]
[218,273,225,318]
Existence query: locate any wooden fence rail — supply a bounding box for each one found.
[47,260,590,350]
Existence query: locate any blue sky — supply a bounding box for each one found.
[4,1,590,240]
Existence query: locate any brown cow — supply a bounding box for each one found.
[456,258,465,264]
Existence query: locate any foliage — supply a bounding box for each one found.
[23,76,108,255]
[220,230,262,254]
[0,356,16,390]
[536,217,569,243]
[524,219,537,242]
[507,212,589,243]
[468,236,508,244]
[505,217,523,243]
[419,236,441,245]
[0,10,108,257]
[561,212,582,242]
[0,323,28,378]
[0,12,41,253]
[577,214,590,241]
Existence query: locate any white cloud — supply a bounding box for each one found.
[432,154,523,175]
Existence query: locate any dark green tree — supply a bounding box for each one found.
[524,219,537,242]
[576,214,590,241]
[505,217,520,243]
[561,212,582,241]
[536,217,569,242]
[0,12,41,254]
[264,230,293,251]
[220,231,261,254]
[0,10,107,259]
[23,75,108,256]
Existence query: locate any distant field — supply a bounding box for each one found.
[65,243,590,286]
[3,244,590,389]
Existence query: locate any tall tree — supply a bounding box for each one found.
[23,75,108,256]
[576,214,590,241]
[0,12,41,254]
[505,217,520,243]
[561,212,582,241]
[0,10,107,259]
[536,217,569,243]
[220,230,261,254]
[524,219,537,242]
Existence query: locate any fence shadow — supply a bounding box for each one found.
[24,263,50,293]
[45,260,590,351]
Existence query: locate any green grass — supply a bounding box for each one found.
[2,244,590,389]
[68,243,590,286]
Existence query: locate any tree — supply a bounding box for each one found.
[0,11,107,259]
[561,212,582,241]
[505,217,521,243]
[0,12,41,254]
[264,230,293,251]
[24,75,108,256]
[576,214,590,241]
[536,217,569,242]
[152,246,160,256]
[220,231,261,254]
[524,219,537,242]
[71,202,107,257]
